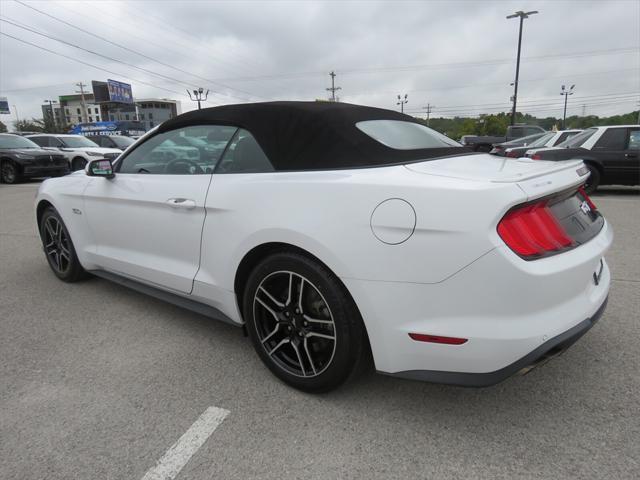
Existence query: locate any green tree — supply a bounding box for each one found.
[14,119,44,132]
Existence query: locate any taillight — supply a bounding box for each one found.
[505,150,519,158]
[498,200,574,258]
[530,153,542,160]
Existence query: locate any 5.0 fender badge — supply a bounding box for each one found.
[72,208,82,215]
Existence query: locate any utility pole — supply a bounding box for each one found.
[44,99,58,131]
[560,84,575,129]
[582,104,586,117]
[187,87,209,110]
[507,10,538,126]
[75,82,89,123]
[326,71,341,102]
[397,94,408,113]
[12,104,20,127]
[423,103,433,126]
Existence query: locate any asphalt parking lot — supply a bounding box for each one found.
[1,182,638,480]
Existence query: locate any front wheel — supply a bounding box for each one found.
[1,160,21,184]
[39,207,87,282]
[243,252,368,393]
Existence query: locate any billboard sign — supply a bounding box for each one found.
[107,79,133,104]
[0,97,10,114]
[92,79,133,104]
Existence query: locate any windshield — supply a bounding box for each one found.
[558,128,597,148]
[61,136,100,148]
[356,120,460,149]
[111,136,135,148]
[528,132,556,148]
[0,135,40,149]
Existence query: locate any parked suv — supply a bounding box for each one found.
[86,134,136,151]
[27,134,122,171]
[0,134,68,184]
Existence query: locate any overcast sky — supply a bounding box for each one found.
[0,0,638,125]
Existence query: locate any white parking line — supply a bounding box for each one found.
[140,406,230,480]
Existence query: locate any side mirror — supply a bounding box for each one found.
[87,159,115,179]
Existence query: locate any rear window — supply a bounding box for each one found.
[559,128,597,148]
[356,120,460,150]
[528,132,555,147]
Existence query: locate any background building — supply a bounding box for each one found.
[135,99,181,130]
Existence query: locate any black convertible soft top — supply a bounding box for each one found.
[158,101,470,171]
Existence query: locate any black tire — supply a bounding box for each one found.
[584,164,601,194]
[243,252,367,393]
[72,157,87,171]
[39,207,87,282]
[1,160,21,184]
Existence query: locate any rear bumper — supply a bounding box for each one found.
[343,220,613,383]
[384,296,607,387]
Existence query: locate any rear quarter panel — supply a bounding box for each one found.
[196,165,527,296]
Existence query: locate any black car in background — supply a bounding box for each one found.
[86,134,136,151]
[0,134,68,184]
[526,125,640,192]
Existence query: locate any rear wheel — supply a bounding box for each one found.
[1,160,21,184]
[39,207,87,282]
[584,164,601,194]
[72,157,87,171]
[243,252,367,393]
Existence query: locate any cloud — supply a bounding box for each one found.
[0,0,638,124]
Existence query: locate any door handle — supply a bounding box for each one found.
[166,198,197,210]
[624,153,637,158]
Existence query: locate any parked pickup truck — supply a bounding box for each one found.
[460,124,546,152]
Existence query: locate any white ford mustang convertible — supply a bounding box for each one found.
[35,102,612,392]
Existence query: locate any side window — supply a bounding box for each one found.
[627,130,640,150]
[51,137,64,148]
[594,128,626,150]
[29,137,48,147]
[118,125,236,175]
[525,127,541,136]
[215,129,274,173]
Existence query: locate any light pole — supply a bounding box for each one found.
[560,84,575,129]
[507,10,538,126]
[44,99,58,131]
[397,94,408,113]
[187,87,209,110]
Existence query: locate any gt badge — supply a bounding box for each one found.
[580,201,591,214]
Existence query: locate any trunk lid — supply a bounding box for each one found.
[405,153,588,200]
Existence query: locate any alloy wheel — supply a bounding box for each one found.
[253,271,337,378]
[43,216,71,274]
[1,163,16,183]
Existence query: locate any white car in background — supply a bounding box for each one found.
[34,102,612,392]
[499,129,582,158]
[27,134,122,171]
